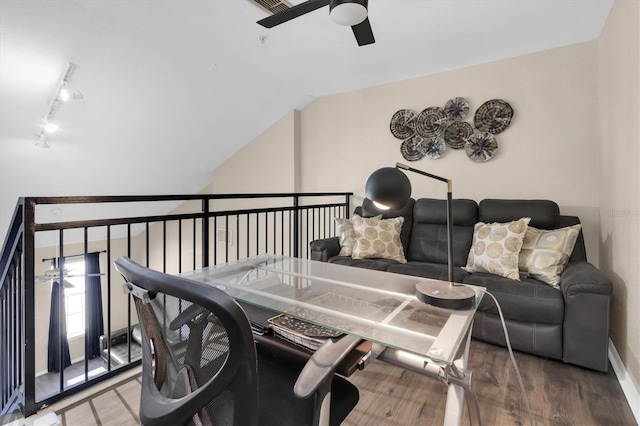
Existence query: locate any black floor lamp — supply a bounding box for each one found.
[365,162,476,310]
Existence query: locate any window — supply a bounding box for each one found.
[64,258,85,338]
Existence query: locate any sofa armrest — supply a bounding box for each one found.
[559,261,612,372]
[310,237,340,262]
[560,261,613,296]
[100,327,130,351]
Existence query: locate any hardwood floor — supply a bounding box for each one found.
[35,358,108,401]
[344,340,636,425]
[52,340,637,425]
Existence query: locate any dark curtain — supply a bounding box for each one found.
[47,280,71,372]
[85,252,104,359]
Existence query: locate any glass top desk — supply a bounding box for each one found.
[183,254,485,425]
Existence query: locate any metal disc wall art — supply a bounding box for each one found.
[465,132,498,162]
[444,97,469,121]
[444,121,473,149]
[474,99,513,134]
[400,135,427,161]
[390,109,417,139]
[415,107,447,138]
[424,136,447,160]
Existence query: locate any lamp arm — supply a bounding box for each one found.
[395,162,454,285]
[396,162,448,183]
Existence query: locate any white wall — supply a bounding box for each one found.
[597,0,640,393]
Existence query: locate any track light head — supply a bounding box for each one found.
[59,83,83,102]
[35,133,51,148]
[43,119,58,133]
[35,63,82,148]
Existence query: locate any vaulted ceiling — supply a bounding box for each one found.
[0,0,613,242]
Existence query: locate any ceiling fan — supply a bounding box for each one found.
[35,268,105,288]
[257,0,375,47]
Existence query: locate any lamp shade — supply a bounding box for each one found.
[365,167,412,210]
[329,0,368,26]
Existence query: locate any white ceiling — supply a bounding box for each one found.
[0,0,613,243]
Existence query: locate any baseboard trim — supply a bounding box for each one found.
[609,338,640,424]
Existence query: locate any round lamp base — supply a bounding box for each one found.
[415,281,476,310]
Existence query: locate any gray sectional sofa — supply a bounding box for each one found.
[310,198,612,372]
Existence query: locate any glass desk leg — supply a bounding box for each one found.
[444,327,473,425]
[375,325,478,426]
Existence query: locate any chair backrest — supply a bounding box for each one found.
[114,256,258,426]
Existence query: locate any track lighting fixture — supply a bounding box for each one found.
[35,63,82,148]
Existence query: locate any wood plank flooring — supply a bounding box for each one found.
[35,358,108,401]
[53,340,637,425]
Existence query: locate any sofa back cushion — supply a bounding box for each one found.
[407,199,478,266]
[361,198,415,254]
[479,199,560,229]
[479,199,588,262]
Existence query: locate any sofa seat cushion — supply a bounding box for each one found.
[472,312,563,360]
[463,273,564,324]
[328,256,400,271]
[107,342,142,365]
[386,262,470,283]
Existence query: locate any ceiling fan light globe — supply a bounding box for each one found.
[330,0,368,26]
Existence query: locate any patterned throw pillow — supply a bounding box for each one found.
[335,215,381,256]
[352,216,407,263]
[518,224,582,288]
[463,218,531,280]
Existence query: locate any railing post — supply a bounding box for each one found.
[293,196,299,258]
[22,199,37,416]
[202,199,210,267]
[345,194,351,219]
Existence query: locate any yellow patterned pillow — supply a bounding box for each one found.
[352,216,407,263]
[463,218,531,280]
[518,224,582,288]
[335,215,381,256]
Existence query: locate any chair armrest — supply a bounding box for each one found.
[294,335,362,399]
[560,261,613,297]
[309,237,340,262]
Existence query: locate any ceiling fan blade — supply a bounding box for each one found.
[258,0,330,28]
[351,17,375,46]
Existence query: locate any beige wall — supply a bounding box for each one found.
[598,0,640,391]
[299,42,601,263]
[210,110,300,194]
[213,10,639,393]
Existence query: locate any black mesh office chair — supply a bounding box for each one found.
[114,256,359,426]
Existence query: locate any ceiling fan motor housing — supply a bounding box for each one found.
[329,0,368,26]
